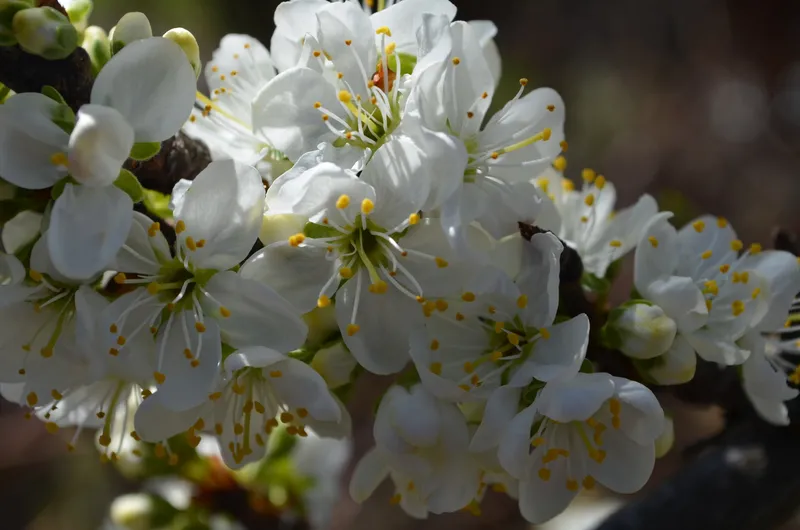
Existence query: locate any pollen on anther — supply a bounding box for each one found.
[701,250,712,260]
[490,152,499,160]
[584,194,595,206]
[175,220,186,234]
[519,78,529,86]
[517,295,528,309]
[317,295,331,308]
[347,324,360,336]
[582,168,596,183]
[749,243,762,254]
[609,240,622,248]
[553,156,567,172]
[153,372,166,384]
[220,306,232,318]
[730,239,743,252]
[339,267,353,279]
[693,220,705,233]
[648,236,659,248]
[717,217,728,228]
[451,57,461,65]
[732,300,745,316]
[361,198,375,214]
[429,362,442,375]
[435,257,449,268]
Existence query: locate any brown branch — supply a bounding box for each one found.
[126,132,212,195]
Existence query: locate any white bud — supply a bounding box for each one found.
[163,27,201,79]
[109,11,151,54]
[12,6,77,59]
[2,210,42,254]
[311,342,357,389]
[611,302,677,360]
[654,415,674,458]
[80,25,109,74]
[109,493,153,530]
[58,0,92,29]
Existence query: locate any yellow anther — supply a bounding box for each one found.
[313,101,322,109]
[490,350,503,362]
[462,292,476,302]
[553,156,567,172]
[313,50,321,57]
[361,198,374,214]
[429,362,442,375]
[649,236,660,248]
[749,243,762,254]
[40,346,53,358]
[463,361,474,374]
[481,91,489,99]
[175,220,186,234]
[542,128,552,141]
[147,282,160,296]
[385,42,397,55]
[701,250,712,260]
[583,476,596,490]
[547,104,556,112]
[113,273,126,285]
[519,78,529,86]
[435,299,448,312]
[531,437,546,447]
[490,151,500,160]
[752,288,761,299]
[116,336,126,346]
[408,213,420,225]
[339,267,353,279]
[108,348,119,356]
[375,26,392,36]
[507,333,520,346]
[517,294,528,308]
[566,479,579,491]
[50,152,68,166]
[455,312,465,321]
[538,468,551,481]
[317,295,331,308]
[731,239,743,252]
[609,397,621,415]
[540,327,551,339]
[612,416,621,429]
[338,90,351,103]
[452,57,461,65]
[609,239,622,248]
[196,239,206,248]
[584,194,595,206]
[369,280,388,294]
[109,323,118,334]
[51,390,62,401]
[390,494,402,505]
[580,215,589,223]
[28,269,43,282]
[435,257,449,268]
[562,179,575,192]
[732,300,745,316]
[280,411,294,423]
[536,177,550,193]
[704,280,719,295]
[26,392,38,407]
[458,384,471,392]
[488,305,497,314]
[560,140,569,151]
[494,321,505,333]
[288,233,306,247]
[582,168,596,183]
[720,264,731,274]
[693,220,705,233]
[347,324,360,336]
[467,111,475,119]
[148,222,160,237]
[219,306,231,318]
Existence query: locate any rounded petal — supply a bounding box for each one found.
[391,385,441,448]
[508,314,589,385]
[536,372,615,423]
[2,210,43,255]
[470,386,521,452]
[91,37,196,142]
[223,346,287,374]
[68,104,134,187]
[587,427,655,494]
[349,447,390,503]
[518,457,579,524]
[0,93,69,189]
[206,34,275,95]
[134,391,205,442]
[675,214,739,278]
[646,333,697,385]
[612,376,665,445]
[270,357,341,422]
[369,0,457,54]
[201,271,307,353]
[47,184,133,280]
[498,405,536,479]
[645,276,708,333]
[178,160,264,271]
[252,67,342,161]
[518,232,563,327]
[115,211,170,275]
[634,212,679,292]
[744,250,800,331]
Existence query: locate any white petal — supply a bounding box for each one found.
[156,313,222,411]
[349,447,389,503]
[469,20,501,86]
[518,232,563,327]
[223,346,287,374]
[92,37,196,142]
[470,386,521,452]
[240,244,332,313]
[498,405,536,479]
[646,333,697,385]
[270,357,341,422]
[369,0,457,54]
[612,376,665,445]
[675,214,739,278]
[536,372,615,423]
[518,457,579,524]
[68,104,134,187]
[178,160,264,270]
[47,184,133,280]
[252,67,342,161]
[391,385,441,448]
[374,386,414,453]
[509,314,589,385]
[645,276,708,333]
[206,34,275,97]
[0,93,69,189]
[634,212,679,292]
[0,254,25,285]
[587,427,655,494]
[744,250,800,331]
[2,210,43,255]
[336,271,417,374]
[134,391,205,442]
[684,328,749,365]
[115,211,169,275]
[201,271,307,352]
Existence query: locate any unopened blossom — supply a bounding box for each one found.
[134,345,347,468]
[534,165,658,278]
[634,213,797,381]
[350,385,482,518]
[410,233,588,408]
[498,372,664,524]
[242,160,485,374]
[0,37,196,279]
[184,34,293,182]
[103,160,306,412]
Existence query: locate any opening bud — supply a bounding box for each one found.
[0,1,33,45]
[163,27,201,79]
[80,25,109,75]
[60,0,92,30]
[12,6,78,59]
[655,415,674,458]
[109,11,151,55]
[604,301,677,360]
[311,341,357,389]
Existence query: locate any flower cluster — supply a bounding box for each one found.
[1,0,799,526]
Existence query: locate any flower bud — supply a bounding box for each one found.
[0,0,33,45]
[604,301,676,360]
[12,6,78,59]
[109,493,153,530]
[80,25,109,75]
[311,341,357,389]
[109,11,151,54]
[163,27,201,79]
[59,0,92,30]
[655,415,674,458]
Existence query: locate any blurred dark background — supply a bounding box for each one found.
[3,0,800,528]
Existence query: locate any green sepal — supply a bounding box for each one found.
[142,188,172,219]
[580,271,611,295]
[129,141,161,161]
[41,85,67,105]
[51,104,75,135]
[303,221,340,240]
[579,358,595,374]
[0,0,31,44]
[113,168,144,203]
[386,51,417,74]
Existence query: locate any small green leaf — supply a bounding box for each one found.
[41,85,67,105]
[303,221,340,239]
[129,141,162,161]
[114,168,144,203]
[386,51,417,74]
[51,103,75,134]
[142,189,172,219]
[580,271,611,294]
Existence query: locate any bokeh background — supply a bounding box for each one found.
[3,0,800,528]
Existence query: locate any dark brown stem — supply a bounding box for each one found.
[126,132,212,196]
